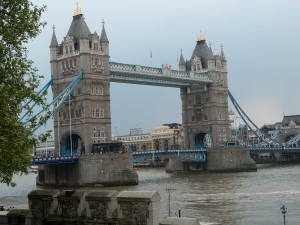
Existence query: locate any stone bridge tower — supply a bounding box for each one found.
[180,35,229,149]
[50,9,111,155]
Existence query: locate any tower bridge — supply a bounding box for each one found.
[34,8,257,186]
[50,12,231,155]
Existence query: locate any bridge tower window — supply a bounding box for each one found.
[93,125,106,143]
[218,128,227,142]
[92,108,105,118]
[99,84,104,95]
[205,134,212,147]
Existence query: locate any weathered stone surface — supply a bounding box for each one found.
[166,156,206,172]
[28,190,60,225]
[6,209,28,225]
[77,153,138,186]
[37,153,138,187]
[160,217,200,225]
[207,147,257,172]
[117,191,161,225]
[85,190,118,222]
[24,190,216,225]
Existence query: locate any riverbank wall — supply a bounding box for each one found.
[0,189,219,225]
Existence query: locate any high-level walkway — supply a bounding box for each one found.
[109,62,213,87]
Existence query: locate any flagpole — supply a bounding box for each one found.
[150,49,152,66]
[69,94,72,155]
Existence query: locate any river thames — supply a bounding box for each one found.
[1,164,300,225]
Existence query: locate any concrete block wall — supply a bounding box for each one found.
[0,189,219,225]
[27,190,161,225]
[117,191,161,225]
[27,189,61,225]
[85,190,118,222]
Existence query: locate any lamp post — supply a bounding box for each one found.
[280,204,287,225]
[166,187,176,217]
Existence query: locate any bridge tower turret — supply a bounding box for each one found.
[100,20,109,56]
[49,26,60,79]
[181,35,230,149]
[178,49,186,72]
[50,8,112,155]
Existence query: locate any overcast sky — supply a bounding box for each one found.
[28,0,300,136]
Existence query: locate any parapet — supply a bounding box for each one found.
[2,189,220,225]
[27,189,161,225]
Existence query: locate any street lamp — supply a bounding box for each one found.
[166,187,176,217]
[280,204,287,225]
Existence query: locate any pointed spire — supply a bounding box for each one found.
[79,16,90,40]
[179,48,185,66]
[220,44,227,62]
[50,25,59,48]
[100,19,109,43]
[207,42,214,60]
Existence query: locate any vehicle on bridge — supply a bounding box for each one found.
[92,142,124,153]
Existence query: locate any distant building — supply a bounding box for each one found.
[115,123,184,151]
[232,114,300,146]
[116,129,152,152]
[151,123,183,150]
[281,115,300,128]
[34,140,55,156]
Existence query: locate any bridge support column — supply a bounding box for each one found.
[207,147,257,172]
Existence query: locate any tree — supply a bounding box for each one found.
[0,1,47,186]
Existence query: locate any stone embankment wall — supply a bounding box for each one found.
[27,189,161,225]
[1,190,221,225]
[37,152,138,186]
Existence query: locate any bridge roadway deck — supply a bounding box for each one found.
[249,147,300,154]
[31,149,207,165]
[31,147,300,165]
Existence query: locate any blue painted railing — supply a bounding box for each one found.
[31,149,208,165]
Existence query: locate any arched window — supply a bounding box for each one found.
[99,84,104,95]
[65,46,68,54]
[193,64,196,72]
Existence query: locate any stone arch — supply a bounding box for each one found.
[194,132,211,149]
[60,131,84,155]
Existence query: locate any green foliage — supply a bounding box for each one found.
[0,1,47,186]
